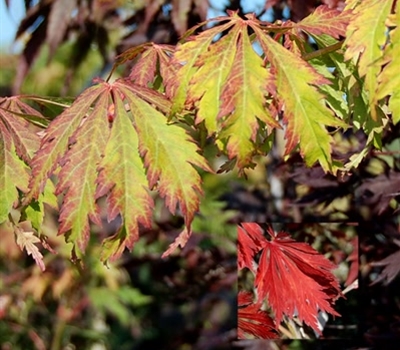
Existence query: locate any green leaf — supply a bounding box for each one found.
[96,87,154,263]
[344,0,393,120]
[24,181,57,232]
[218,24,279,169]
[252,24,346,173]
[0,126,30,223]
[187,26,239,134]
[170,19,234,115]
[117,81,212,256]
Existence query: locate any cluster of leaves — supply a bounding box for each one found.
[237,223,350,339]
[1,1,399,269]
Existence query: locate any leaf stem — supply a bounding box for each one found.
[302,40,344,61]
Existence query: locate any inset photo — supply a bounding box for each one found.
[237,222,358,340]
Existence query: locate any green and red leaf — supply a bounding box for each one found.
[0,123,30,223]
[55,88,110,252]
[27,84,107,202]
[295,5,351,39]
[95,88,154,262]
[116,81,212,240]
[252,24,346,173]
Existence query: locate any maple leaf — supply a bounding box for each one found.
[0,96,52,226]
[241,224,342,335]
[115,80,213,256]
[55,87,110,252]
[15,221,45,271]
[95,88,154,262]
[46,0,76,59]
[344,0,393,120]
[175,13,279,169]
[186,25,239,134]
[238,290,278,339]
[251,22,347,173]
[294,5,351,39]
[371,240,400,285]
[356,171,400,214]
[218,22,280,168]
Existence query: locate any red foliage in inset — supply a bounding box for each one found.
[238,223,344,336]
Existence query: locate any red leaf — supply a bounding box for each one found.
[248,224,343,335]
[238,291,278,339]
[238,223,267,272]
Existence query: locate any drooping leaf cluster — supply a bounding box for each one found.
[1,1,399,267]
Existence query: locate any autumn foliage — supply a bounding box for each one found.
[0,0,399,270]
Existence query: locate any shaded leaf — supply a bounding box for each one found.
[46,0,77,59]
[238,291,278,339]
[13,6,50,93]
[345,236,359,287]
[371,240,400,285]
[355,171,400,214]
[15,222,45,271]
[171,0,192,36]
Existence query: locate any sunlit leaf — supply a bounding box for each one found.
[344,0,393,120]
[252,24,346,173]
[96,88,153,262]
